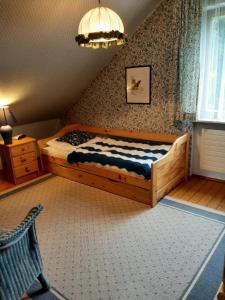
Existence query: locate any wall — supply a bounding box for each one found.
[12,118,61,140]
[0,118,60,143]
[63,0,182,135]
[0,0,159,125]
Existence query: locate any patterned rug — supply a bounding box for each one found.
[0,176,224,300]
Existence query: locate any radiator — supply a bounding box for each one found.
[200,129,225,174]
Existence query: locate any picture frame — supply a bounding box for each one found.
[125,65,151,104]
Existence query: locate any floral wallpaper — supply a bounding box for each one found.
[63,0,186,135]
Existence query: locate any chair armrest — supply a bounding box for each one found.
[0,204,43,250]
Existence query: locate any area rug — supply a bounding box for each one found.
[0,176,224,300]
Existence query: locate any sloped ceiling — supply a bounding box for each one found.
[0,0,158,124]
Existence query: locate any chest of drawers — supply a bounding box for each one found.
[0,137,39,184]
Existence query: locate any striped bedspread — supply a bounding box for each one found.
[67,137,171,179]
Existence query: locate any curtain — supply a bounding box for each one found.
[197,0,225,122]
[174,0,202,130]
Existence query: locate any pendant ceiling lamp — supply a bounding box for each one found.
[75,0,127,49]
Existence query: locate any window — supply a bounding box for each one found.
[197,1,225,122]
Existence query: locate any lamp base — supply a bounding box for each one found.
[1,125,13,145]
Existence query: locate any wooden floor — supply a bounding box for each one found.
[0,171,47,193]
[0,175,15,192]
[169,176,225,212]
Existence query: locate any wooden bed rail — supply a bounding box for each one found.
[151,133,189,206]
[38,123,179,149]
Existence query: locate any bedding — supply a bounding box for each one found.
[46,138,76,152]
[44,136,171,179]
[43,145,146,178]
[67,137,171,179]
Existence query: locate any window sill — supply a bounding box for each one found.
[194,120,225,125]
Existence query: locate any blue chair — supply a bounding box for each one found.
[0,204,49,300]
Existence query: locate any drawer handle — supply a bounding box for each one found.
[21,148,25,152]
[25,167,30,172]
[21,158,27,163]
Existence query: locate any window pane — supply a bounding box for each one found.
[197,2,225,122]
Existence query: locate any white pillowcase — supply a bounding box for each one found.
[46,138,76,152]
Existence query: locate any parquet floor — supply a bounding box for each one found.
[169,176,225,212]
[0,174,14,192]
[0,171,47,193]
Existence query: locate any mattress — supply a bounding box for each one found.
[43,137,171,179]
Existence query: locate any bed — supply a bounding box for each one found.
[38,124,189,207]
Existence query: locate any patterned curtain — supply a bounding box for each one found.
[174,0,202,131]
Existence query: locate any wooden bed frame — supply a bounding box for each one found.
[38,124,189,207]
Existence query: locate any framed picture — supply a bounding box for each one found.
[125,65,151,104]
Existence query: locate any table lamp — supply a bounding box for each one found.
[0,106,17,145]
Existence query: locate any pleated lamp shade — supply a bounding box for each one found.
[75,6,127,49]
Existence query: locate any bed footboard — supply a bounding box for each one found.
[151,133,189,206]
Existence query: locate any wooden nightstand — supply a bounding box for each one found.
[0,137,39,184]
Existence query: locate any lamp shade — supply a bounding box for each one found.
[0,106,16,126]
[75,6,127,49]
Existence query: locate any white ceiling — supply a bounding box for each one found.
[0,0,159,124]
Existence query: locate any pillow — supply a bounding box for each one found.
[56,130,96,146]
[46,138,75,150]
